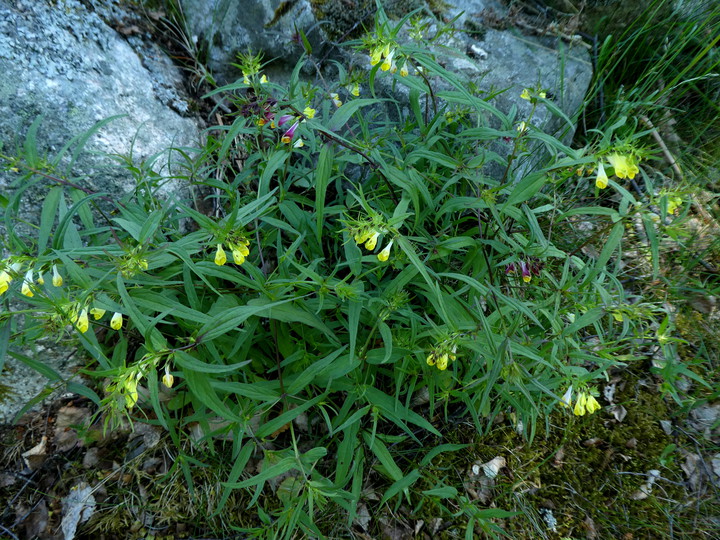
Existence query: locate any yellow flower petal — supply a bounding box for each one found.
[596,162,608,189]
[364,231,380,251]
[110,312,123,330]
[436,353,449,370]
[377,240,393,262]
[52,264,63,287]
[76,309,89,333]
[214,244,227,266]
[573,393,587,416]
[162,371,174,389]
[90,307,106,320]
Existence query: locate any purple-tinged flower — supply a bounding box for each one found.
[520,261,531,283]
[281,121,300,144]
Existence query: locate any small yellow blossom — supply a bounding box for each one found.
[260,74,268,84]
[330,92,342,107]
[520,88,531,100]
[162,366,174,389]
[436,353,449,371]
[364,231,380,251]
[0,270,12,295]
[573,392,587,416]
[539,91,546,98]
[350,82,360,97]
[426,353,436,366]
[354,229,371,245]
[400,64,409,77]
[243,74,250,85]
[90,307,106,320]
[36,272,44,285]
[303,107,316,119]
[76,309,90,333]
[377,240,393,262]
[596,162,609,189]
[52,264,63,287]
[214,244,227,266]
[607,153,639,180]
[110,312,123,331]
[381,49,395,72]
[370,47,382,66]
[232,248,246,265]
[584,394,602,414]
[293,138,304,148]
[124,376,139,409]
[516,121,527,133]
[21,270,34,297]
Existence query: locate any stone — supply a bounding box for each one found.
[0,0,201,423]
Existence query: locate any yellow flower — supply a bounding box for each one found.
[36,271,44,285]
[330,92,342,107]
[559,387,573,408]
[76,309,89,333]
[124,377,139,409]
[243,74,250,85]
[232,248,246,265]
[21,270,34,297]
[596,162,609,189]
[516,121,527,133]
[377,240,393,262]
[400,64,409,77]
[214,244,227,266]
[110,312,123,330]
[370,47,382,66]
[607,153,639,180]
[90,307,106,320]
[573,392,587,416]
[162,366,174,389]
[260,74,268,84]
[436,353,449,370]
[364,231,380,251]
[520,88,531,100]
[381,49,395,72]
[303,106,316,119]
[539,91,547,99]
[350,82,360,97]
[52,264,63,287]
[426,352,436,366]
[293,138,304,148]
[584,394,602,414]
[354,229,371,245]
[0,270,12,295]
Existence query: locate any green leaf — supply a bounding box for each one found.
[326,99,381,132]
[38,186,62,252]
[380,469,421,505]
[315,144,333,246]
[362,431,403,481]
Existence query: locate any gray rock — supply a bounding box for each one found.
[0,0,201,423]
[180,0,320,84]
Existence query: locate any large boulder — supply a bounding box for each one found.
[0,0,201,422]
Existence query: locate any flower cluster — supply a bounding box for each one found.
[353,227,394,262]
[505,258,543,283]
[426,344,457,371]
[594,152,641,189]
[240,92,278,128]
[214,235,251,266]
[368,43,410,77]
[559,387,602,416]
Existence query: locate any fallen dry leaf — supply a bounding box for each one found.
[630,469,660,500]
[61,482,96,540]
[22,436,48,470]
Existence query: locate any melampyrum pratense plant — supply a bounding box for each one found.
[0,6,677,537]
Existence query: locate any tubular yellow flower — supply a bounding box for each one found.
[90,307,106,320]
[232,248,246,265]
[351,82,360,97]
[381,49,395,72]
[214,244,227,266]
[36,271,44,285]
[573,392,587,416]
[596,162,609,189]
[293,138,304,148]
[400,64,409,77]
[303,107,316,119]
[370,47,382,66]
[354,229,371,245]
[364,231,380,251]
[21,270,34,297]
[520,88,531,100]
[76,309,89,333]
[330,92,342,107]
[162,366,174,389]
[0,270,11,295]
[243,74,250,85]
[377,240,393,262]
[436,353,449,371]
[110,312,123,330]
[260,74,268,84]
[52,264,63,287]
[426,352,436,366]
[585,394,602,414]
[607,153,634,179]
[124,377,139,409]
